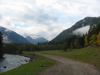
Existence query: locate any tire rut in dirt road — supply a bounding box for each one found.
[36,53,100,75]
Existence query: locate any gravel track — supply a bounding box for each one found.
[36,53,100,75]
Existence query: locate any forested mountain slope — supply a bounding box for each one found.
[51,17,100,42]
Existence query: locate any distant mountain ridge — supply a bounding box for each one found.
[26,36,48,44]
[0,26,31,44]
[51,16,100,42]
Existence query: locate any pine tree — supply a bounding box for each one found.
[88,23,96,42]
[78,34,85,47]
[95,23,100,34]
[0,32,3,59]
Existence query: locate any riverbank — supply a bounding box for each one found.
[21,54,38,62]
[0,53,38,74]
[0,54,31,73]
[0,53,37,62]
[0,54,56,75]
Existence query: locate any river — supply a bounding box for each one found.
[0,54,30,73]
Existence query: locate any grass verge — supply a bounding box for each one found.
[37,46,100,68]
[0,54,56,75]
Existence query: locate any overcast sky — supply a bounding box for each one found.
[0,0,100,40]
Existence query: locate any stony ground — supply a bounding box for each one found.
[36,53,100,75]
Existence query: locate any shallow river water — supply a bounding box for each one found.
[0,54,30,73]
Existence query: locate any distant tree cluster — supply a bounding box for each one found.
[67,35,85,49]
[3,43,63,54]
[50,34,85,51]
[62,42,68,52]
[48,34,85,52]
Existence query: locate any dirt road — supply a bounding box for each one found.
[36,53,100,75]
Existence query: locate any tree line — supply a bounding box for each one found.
[3,43,62,53]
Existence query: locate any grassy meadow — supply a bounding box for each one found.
[37,46,100,68]
[0,55,56,75]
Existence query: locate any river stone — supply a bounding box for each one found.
[3,66,6,68]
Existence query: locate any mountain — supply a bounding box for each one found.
[0,26,31,44]
[51,16,100,42]
[26,36,48,44]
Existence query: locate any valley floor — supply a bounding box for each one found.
[36,53,100,75]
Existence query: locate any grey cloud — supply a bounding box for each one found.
[37,11,58,24]
[5,29,12,32]
[20,7,58,25]
[3,35,12,43]
[0,15,2,18]
[73,25,90,36]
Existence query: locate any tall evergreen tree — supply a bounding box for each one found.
[79,34,85,47]
[88,23,96,41]
[95,23,100,34]
[0,32,3,59]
